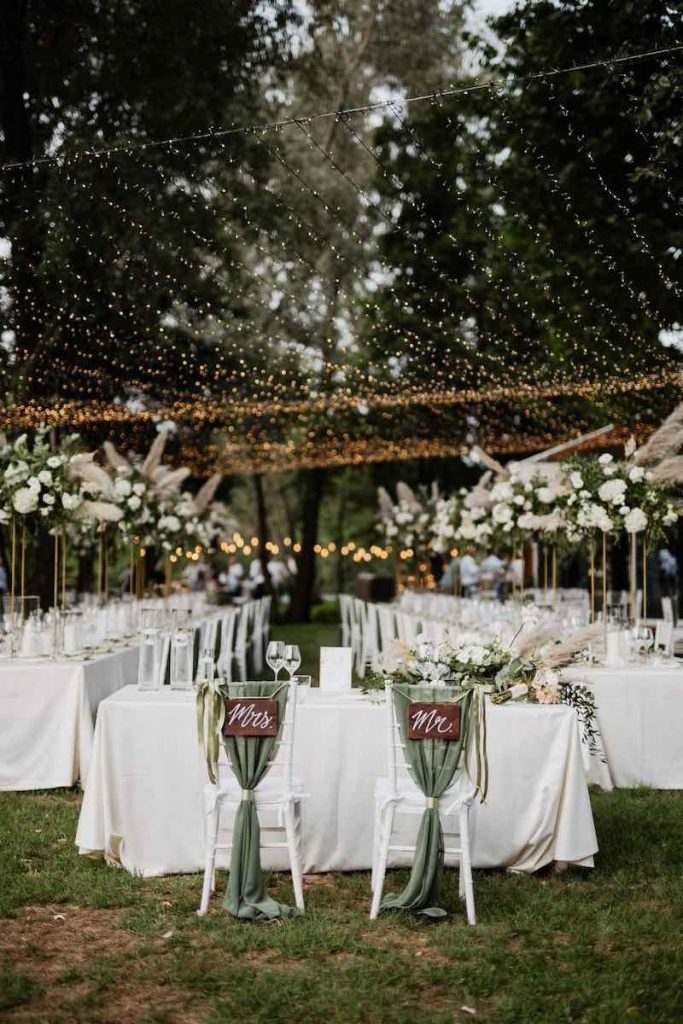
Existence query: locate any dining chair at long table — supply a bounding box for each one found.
[339,594,352,647]
[261,595,272,652]
[216,611,237,682]
[251,599,265,675]
[369,681,477,924]
[232,604,250,681]
[198,677,307,916]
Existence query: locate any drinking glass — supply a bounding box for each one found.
[266,640,285,680]
[169,629,193,690]
[138,629,161,690]
[283,644,301,680]
[636,625,654,661]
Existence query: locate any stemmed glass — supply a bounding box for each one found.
[283,644,301,680]
[266,640,286,681]
[636,625,654,661]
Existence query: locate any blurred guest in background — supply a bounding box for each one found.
[658,547,678,598]
[481,551,506,601]
[459,546,480,597]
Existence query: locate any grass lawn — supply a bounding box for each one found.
[1,631,682,1023]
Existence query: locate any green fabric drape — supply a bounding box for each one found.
[197,679,298,921]
[380,685,474,918]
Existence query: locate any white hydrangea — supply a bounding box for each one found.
[13,488,39,515]
[624,508,647,534]
[62,492,82,511]
[598,479,627,506]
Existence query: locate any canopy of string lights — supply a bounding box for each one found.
[1,20,681,476]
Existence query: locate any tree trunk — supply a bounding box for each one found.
[335,486,346,596]
[290,467,326,622]
[252,473,273,597]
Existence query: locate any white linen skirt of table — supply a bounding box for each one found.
[0,647,139,791]
[563,665,683,789]
[76,687,597,876]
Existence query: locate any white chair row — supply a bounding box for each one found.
[150,596,272,687]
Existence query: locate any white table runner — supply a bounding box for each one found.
[76,686,597,876]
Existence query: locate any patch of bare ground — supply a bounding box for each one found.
[0,906,208,1024]
[360,926,454,964]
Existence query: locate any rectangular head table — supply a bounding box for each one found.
[0,647,139,791]
[76,686,597,876]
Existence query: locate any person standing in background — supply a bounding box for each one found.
[459,546,481,597]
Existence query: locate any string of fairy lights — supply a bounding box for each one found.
[0,45,681,474]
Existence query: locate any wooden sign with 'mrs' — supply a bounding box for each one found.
[407,703,461,741]
[223,698,279,737]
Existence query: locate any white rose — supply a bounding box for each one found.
[599,453,613,465]
[47,456,62,469]
[43,493,56,505]
[38,469,52,485]
[513,494,525,506]
[61,492,82,511]
[570,472,583,489]
[537,486,556,504]
[27,476,41,491]
[127,495,142,511]
[13,488,39,514]
[624,508,647,534]
[133,483,146,496]
[628,467,645,483]
[619,506,630,516]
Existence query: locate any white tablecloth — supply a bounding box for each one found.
[563,664,683,789]
[77,687,597,876]
[0,647,139,791]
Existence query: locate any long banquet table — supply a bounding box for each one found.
[0,647,139,791]
[76,686,598,876]
[563,663,683,789]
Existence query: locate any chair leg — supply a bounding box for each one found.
[460,805,476,926]
[199,801,221,916]
[370,799,384,892]
[370,805,394,919]
[458,852,465,900]
[283,801,305,912]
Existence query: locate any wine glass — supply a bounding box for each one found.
[266,640,286,681]
[283,644,301,680]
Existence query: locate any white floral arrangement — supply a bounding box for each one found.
[564,448,677,541]
[0,428,119,532]
[377,483,438,555]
